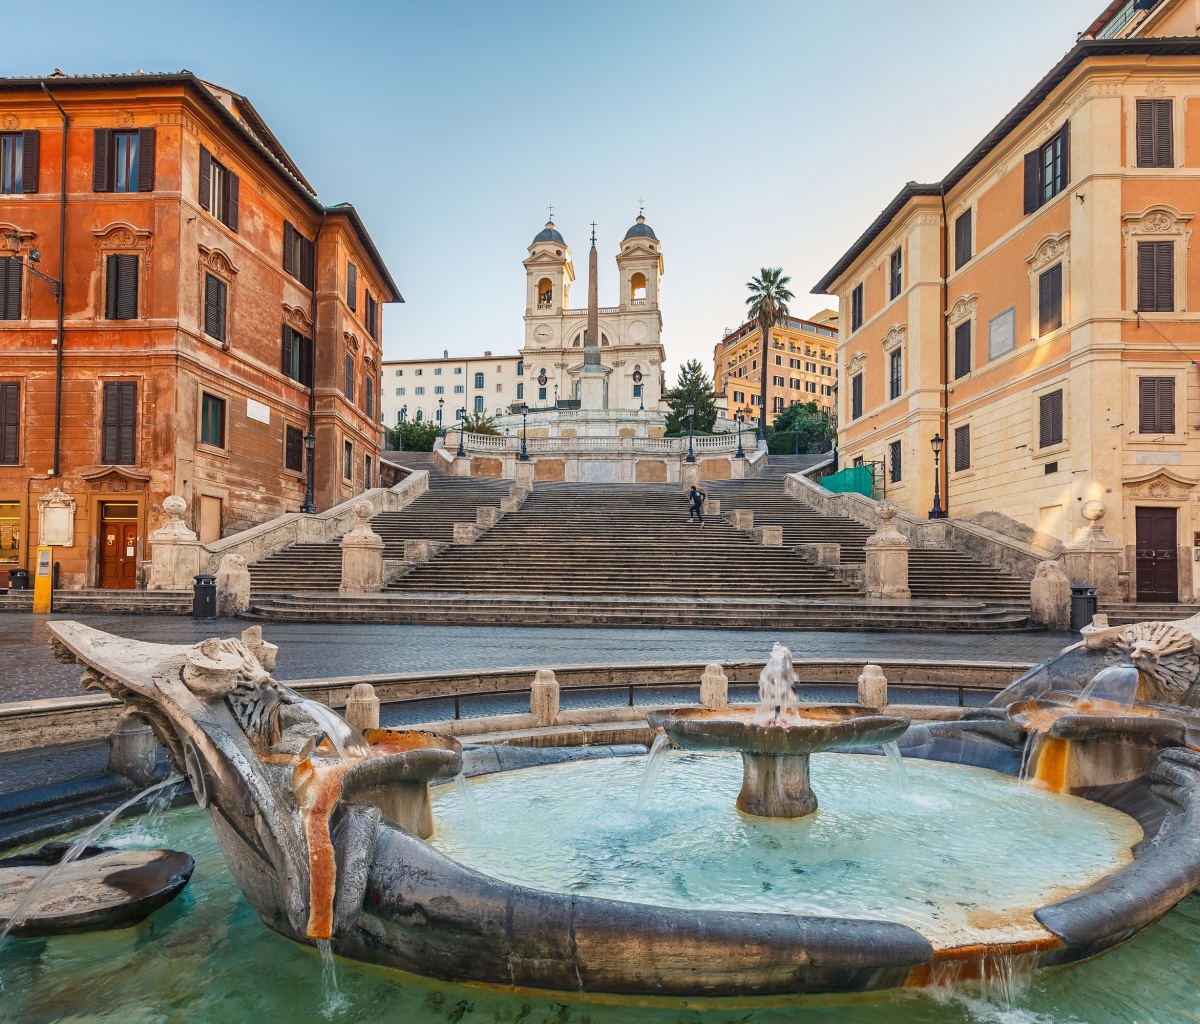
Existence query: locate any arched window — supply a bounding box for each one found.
[396,409,403,423]
[572,333,582,347]
[474,395,484,413]
[516,382,524,400]
[474,371,484,389]
[537,278,553,309]
[516,360,524,376]
[415,409,423,421]
[630,272,647,302]
[600,333,609,346]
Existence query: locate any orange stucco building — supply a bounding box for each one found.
[0,72,400,588]
[815,1,1200,605]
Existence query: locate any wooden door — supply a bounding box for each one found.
[1136,506,1178,603]
[99,504,138,590]
[199,496,222,544]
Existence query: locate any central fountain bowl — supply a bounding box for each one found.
[650,705,910,818]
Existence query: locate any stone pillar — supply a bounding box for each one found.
[864,502,911,599]
[530,668,560,726]
[700,663,728,710]
[857,664,888,709]
[403,539,436,564]
[344,683,380,733]
[753,525,783,546]
[108,711,159,786]
[147,496,203,590]
[476,507,503,528]
[733,509,755,531]
[707,498,721,515]
[214,553,251,616]
[681,462,700,490]
[1062,501,1124,601]
[515,461,535,489]
[801,542,841,567]
[339,502,385,594]
[1030,560,1071,629]
[453,523,482,544]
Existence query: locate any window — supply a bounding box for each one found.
[1039,389,1063,448]
[474,395,484,413]
[453,384,464,394]
[346,262,357,311]
[1137,100,1173,168]
[0,383,19,464]
[285,425,304,472]
[633,383,642,398]
[366,377,374,420]
[102,382,137,465]
[805,361,817,373]
[364,291,378,337]
[821,385,832,397]
[415,386,425,395]
[281,326,313,387]
[198,146,238,230]
[851,284,864,331]
[433,385,444,395]
[203,274,227,343]
[851,373,863,420]
[889,440,902,483]
[889,348,902,400]
[775,354,783,366]
[434,367,442,375]
[805,381,817,394]
[516,361,524,376]
[1023,123,1070,215]
[344,354,355,400]
[1139,377,1175,434]
[733,390,745,404]
[93,128,154,193]
[538,386,547,400]
[772,396,784,412]
[1,131,37,194]
[474,372,484,389]
[495,383,503,393]
[395,368,403,376]
[104,254,138,320]
[889,248,902,300]
[365,455,373,488]
[343,440,353,480]
[790,377,801,390]
[1137,241,1174,312]
[821,365,833,376]
[954,211,973,269]
[200,392,226,448]
[414,368,422,376]
[0,257,21,320]
[790,358,800,370]
[454,366,462,374]
[282,222,315,289]
[396,387,404,396]
[988,307,1016,360]
[773,375,784,387]
[954,424,971,472]
[954,321,971,379]
[1039,263,1063,334]
[516,383,524,400]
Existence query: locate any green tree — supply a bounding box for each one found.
[386,420,439,452]
[745,267,794,441]
[461,411,500,435]
[767,401,834,454]
[664,359,719,436]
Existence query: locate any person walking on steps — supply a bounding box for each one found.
[688,485,707,525]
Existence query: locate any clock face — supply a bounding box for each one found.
[534,325,552,341]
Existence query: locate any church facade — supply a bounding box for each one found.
[519,214,667,416]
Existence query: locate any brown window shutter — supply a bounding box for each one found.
[301,236,314,289]
[1139,376,1175,433]
[285,424,303,471]
[0,257,21,320]
[204,274,227,342]
[1137,100,1155,167]
[283,222,295,275]
[1038,264,1062,334]
[226,172,239,232]
[118,381,137,464]
[0,383,19,464]
[954,425,970,472]
[1137,242,1156,311]
[114,255,138,319]
[136,127,155,191]
[954,321,971,378]
[1059,121,1070,187]
[281,325,293,377]
[954,212,972,269]
[1155,241,1173,312]
[1023,151,1040,215]
[1155,100,1173,168]
[1139,377,1157,432]
[104,254,119,319]
[21,130,38,194]
[1159,377,1175,433]
[301,333,314,387]
[347,262,357,310]
[92,128,112,192]
[102,382,124,463]
[198,146,212,211]
[1040,390,1063,447]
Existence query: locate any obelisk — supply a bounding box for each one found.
[579,222,606,411]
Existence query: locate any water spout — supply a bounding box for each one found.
[1076,663,1140,712]
[883,741,910,794]
[636,733,672,811]
[316,938,349,1018]
[453,774,480,830]
[0,773,184,955]
[753,642,801,724]
[296,698,369,761]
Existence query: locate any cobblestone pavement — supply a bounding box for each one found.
[0,613,1073,704]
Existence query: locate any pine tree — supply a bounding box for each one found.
[664,359,719,436]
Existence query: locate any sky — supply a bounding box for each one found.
[6,0,1104,379]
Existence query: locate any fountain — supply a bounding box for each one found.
[649,643,910,817]
[17,617,1200,1007]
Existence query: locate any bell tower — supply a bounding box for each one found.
[616,211,663,310]
[523,219,573,344]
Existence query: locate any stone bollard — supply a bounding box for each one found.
[476,507,503,528]
[1030,560,1071,630]
[733,509,755,531]
[754,525,783,547]
[339,502,385,593]
[241,625,278,670]
[801,542,841,567]
[344,683,380,733]
[147,495,202,590]
[707,498,721,515]
[681,462,700,490]
[857,665,888,709]
[864,502,911,599]
[214,553,251,616]
[108,711,159,786]
[500,496,522,513]
[515,461,535,489]
[404,538,435,564]
[700,663,728,710]
[530,668,560,726]
[453,523,482,544]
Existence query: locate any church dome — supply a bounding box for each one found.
[623,213,657,241]
[532,220,565,245]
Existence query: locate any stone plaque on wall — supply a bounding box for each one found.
[38,487,76,547]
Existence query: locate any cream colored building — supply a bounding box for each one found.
[380,351,525,429]
[814,0,1200,604]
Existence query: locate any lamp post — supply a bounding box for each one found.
[437,397,445,436]
[516,402,529,461]
[734,410,745,459]
[929,432,946,520]
[685,401,696,463]
[456,407,466,458]
[301,430,316,514]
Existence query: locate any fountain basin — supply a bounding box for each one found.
[650,706,909,818]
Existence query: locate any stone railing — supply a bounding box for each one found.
[457,432,743,455]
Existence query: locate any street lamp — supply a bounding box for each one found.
[456,407,466,458]
[929,432,947,520]
[438,397,445,436]
[396,405,407,452]
[516,402,530,461]
[685,401,696,463]
[301,430,316,514]
[734,410,745,459]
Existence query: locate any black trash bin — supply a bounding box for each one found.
[8,569,29,590]
[1070,585,1098,632]
[192,574,217,619]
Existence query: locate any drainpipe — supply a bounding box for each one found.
[42,82,68,479]
[306,212,325,508]
[939,184,950,518]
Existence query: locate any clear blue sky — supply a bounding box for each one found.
[8,0,1102,378]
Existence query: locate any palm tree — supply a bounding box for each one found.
[745,268,794,442]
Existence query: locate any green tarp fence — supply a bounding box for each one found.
[821,465,874,497]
